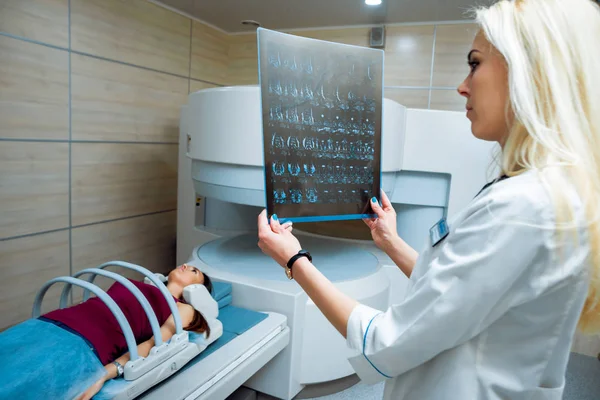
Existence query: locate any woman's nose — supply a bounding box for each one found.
[457,77,469,98]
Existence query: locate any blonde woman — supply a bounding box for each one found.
[257,0,600,398]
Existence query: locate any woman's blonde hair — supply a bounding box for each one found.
[476,0,600,334]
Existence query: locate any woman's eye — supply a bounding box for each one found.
[468,61,480,72]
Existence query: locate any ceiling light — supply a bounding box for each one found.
[365,0,382,5]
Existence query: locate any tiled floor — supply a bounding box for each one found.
[563,352,600,400]
[302,381,384,400]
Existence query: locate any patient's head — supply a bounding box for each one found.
[166,264,214,336]
[168,264,213,295]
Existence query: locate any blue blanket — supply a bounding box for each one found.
[0,319,106,400]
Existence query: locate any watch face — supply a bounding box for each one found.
[114,362,124,376]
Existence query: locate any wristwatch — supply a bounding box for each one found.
[112,361,124,378]
[285,250,312,280]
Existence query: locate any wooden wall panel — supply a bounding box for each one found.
[0,142,69,239]
[0,231,70,331]
[0,36,68,140]
[72,143,178,226]
[71,0,191,76]
[71,54,188,142]
[0,0,68,48]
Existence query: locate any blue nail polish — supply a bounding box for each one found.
[371,197,377,203]
[272,214,278,221]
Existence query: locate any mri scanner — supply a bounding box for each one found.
[168,85,498,399]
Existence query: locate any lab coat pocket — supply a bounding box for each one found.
[523,384,564,400]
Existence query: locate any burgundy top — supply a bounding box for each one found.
[43,279,178,365]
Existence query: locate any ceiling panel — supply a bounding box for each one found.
[153,0,481,33]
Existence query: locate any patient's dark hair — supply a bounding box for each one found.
[183,273,213,337]
[202,274,213,296]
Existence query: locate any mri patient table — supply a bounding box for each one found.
[140,309,288,400]
[32,261,290,400]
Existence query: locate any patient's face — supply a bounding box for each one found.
[169,264,205,287]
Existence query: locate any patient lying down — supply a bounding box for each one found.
[0,264,213,400]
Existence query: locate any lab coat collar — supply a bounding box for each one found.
[474,174,509,198]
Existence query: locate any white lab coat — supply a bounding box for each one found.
[346,170,591,400]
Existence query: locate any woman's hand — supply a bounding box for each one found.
[364,190,419,277]
[77,375,107,400]
[257,210,301,268]
[363,190,401,253]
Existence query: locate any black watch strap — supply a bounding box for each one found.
[287,250,312,269]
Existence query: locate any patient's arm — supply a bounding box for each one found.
[104,302,196,379]
[78,303,196,399]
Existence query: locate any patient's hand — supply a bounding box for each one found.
[257,210,302,268]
